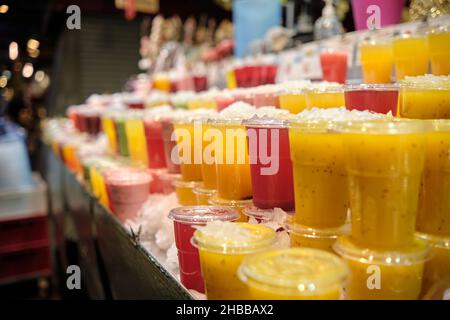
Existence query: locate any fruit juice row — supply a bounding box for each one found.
[359,27,450,84]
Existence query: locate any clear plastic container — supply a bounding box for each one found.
[286,221,349,253]
[173,120,203,182]
[334,236,429,300]
[341,120,427,249]
[305,86,345,109]
[238,248,348,300]
[193,222,276,299]
[359,39,393,84]
[428,26,450,76]
[192,184,216,205]
[279,89,308,114]
[393,34,429,81]
[173,179,198,206]
[208,193,251,222]
[344,84,399,115]
[417,120,450,236]
[168,206,239,293]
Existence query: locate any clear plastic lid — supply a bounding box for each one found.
[168,205,239,225]
[193,221,276,254]
[344,83,399,92]
[333,236,430,265]
[243,206,293,222]
[104,168,152,185]
[192,185,216,196]
[416,232,450,250]
[285,220,350,239]
[208,194,252,208]
[429,119,450,132]
[238,248,348,295]
[337,118,430,135]
[243,114,293,129]
[399,74,450,90]
[172,179,198,188]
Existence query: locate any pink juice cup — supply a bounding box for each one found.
[320,50,348,84]
[161,120,181,174]
[168,206,240,293]
[143,118,167,169]
[253,86,280,108]
[244,118,295,211]
[216,93,236,111]
[104,168,151,222]
[233,89,255,105]
[344,84,399,115]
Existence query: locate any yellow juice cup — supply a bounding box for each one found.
[286,220,349,253]
[334,236,429,300]
[125,112,149,167]
[152,73,171,92]
[393,34,429,80]
[173,121,203,182]
[417,120,450,236]
[193,222,276,300]
[101,114,117,154]
[192,184,216,205]
[208,194,251,222]
[360,39,393,84]
[289,120,348,228]
[238,248,348,300]
[279,90,308,114]
[200,122,217,190]
[417,233,450,297]
[341,120,427,249]
[305,86,345,109]
[398,75,450,119]
[173,179,198,206]
[428,26,450,76]
[210,119,253,200]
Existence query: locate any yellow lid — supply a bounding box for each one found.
[238,248,348,296]
[193,221,276,254]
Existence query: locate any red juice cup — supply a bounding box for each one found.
[344,84,399,115]
[193,75,208,92]
[161,119,181,174]
[104,168,151,222]
[143,117,167,169]
[263,64,278,84]
[320,50,348,84]
[84,110,102,136]
[168,206,240,293]
[244,118,295,211]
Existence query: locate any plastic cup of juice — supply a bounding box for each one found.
[289,120,348,228]
[341,120,427,249]
[101,113,118,154]
[200,121,217,190]
[161,119,181,174]
[125,111,149,167]
[168,206,240,293]
[153,73,171,92]
[279,89,308,114]
[83,109,102,136]
[393,34,429,81]
[416,233,450,297]
[216,92,236,111]
[173,179,198,206]
[209,194,251,222]
[344,84,399,115]
[285,220,349,253]
[252,85,280,108]
[193,221,276,299]
[209,118,253,200]
[232,89,254,105]
[244,117,295,211]
[417,120,450,236]
[173,120,203,182]
[320,50,348,84]
[428,26,450,76]
[192,184,216,205]
[359,39,393,84]
[113,113,130,157]
[334,236,429,300]
[305,85,345,109]
[143,115,167,169]
[159,171,180,195]
[398,75,450,119]
[238,248,348,300]
[104,168,151,222]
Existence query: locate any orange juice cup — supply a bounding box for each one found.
[428,26,450,76]
[305,85,345,109]
[279,89,308,114]
[417,120,450,236]
[360,39,393,84]
[200,121,217,190]
[192,184,216,205]
[393,34,429,80]
[209,119,253,200]
[193,222,276,300]
[286,220,349,253]
[101,113,118,154]
[334,236,429,300]
[173,121,203,182]
[416,233,450,297]
[289,120,348,228]
[208,193,251,222]
[398,75,450,119]
[173,179,198,206]
[125,111,149,167]
[341,120,427,249]
[238,248,348,300]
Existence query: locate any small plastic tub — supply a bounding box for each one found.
[344,84,399,115]
[238,248,348,300]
